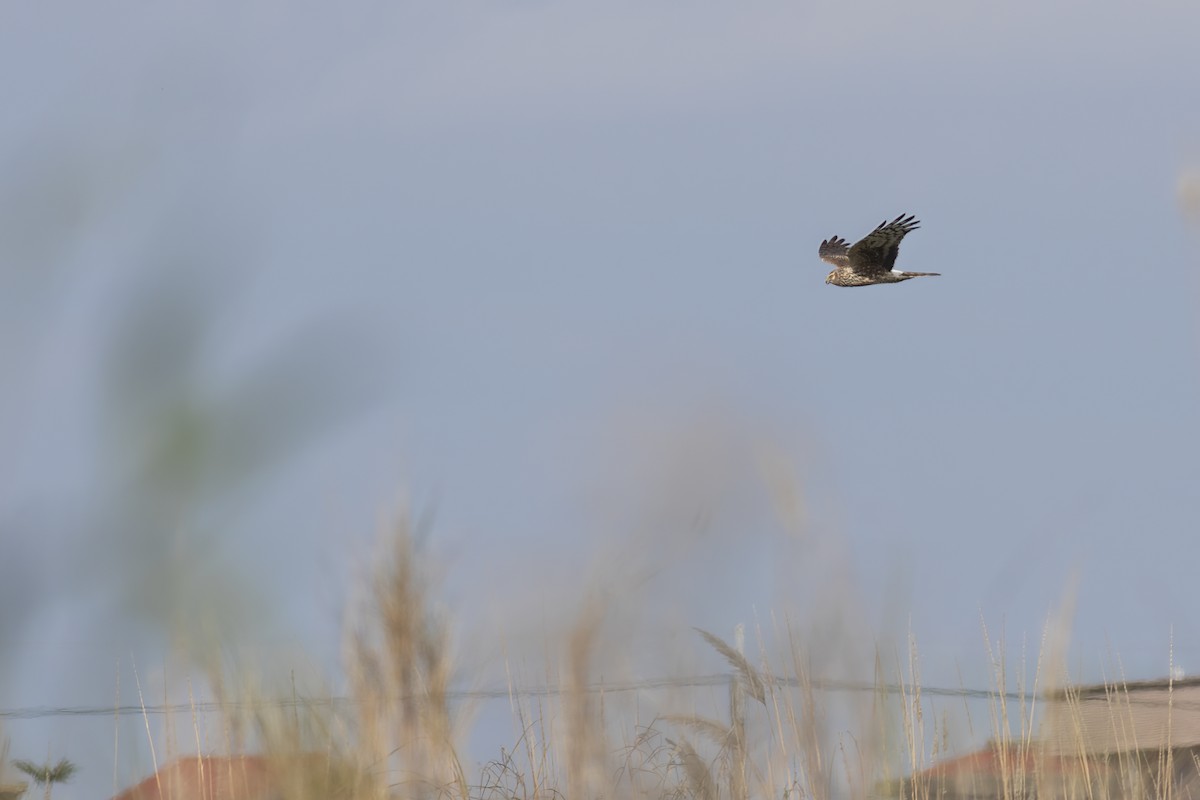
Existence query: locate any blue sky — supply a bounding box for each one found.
[3,2,1200,796]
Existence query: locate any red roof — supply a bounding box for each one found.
[111,756,286,800]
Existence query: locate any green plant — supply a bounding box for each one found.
[11,759,76,800]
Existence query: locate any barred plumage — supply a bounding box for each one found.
[818,214,939,287]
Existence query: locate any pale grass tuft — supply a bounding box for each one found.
[342,516,468,800]
[563,598,607,800]
[665,735,717,800]
[693,628,766,705]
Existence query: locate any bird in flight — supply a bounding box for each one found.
[818,214,939,287]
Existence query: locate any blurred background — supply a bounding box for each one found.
[3,2,1200,798]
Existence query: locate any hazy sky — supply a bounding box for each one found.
[4,2,1200,797]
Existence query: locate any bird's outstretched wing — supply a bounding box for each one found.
[847,214,920,275]
[818,236,851,267]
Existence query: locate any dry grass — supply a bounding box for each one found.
[116,513,1198,800]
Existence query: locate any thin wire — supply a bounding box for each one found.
[0,674,1027,721]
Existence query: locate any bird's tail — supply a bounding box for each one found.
[900,271,940,277]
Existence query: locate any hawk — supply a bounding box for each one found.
[818,214,939,287]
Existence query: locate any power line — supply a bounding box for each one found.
[0,674,1026,721]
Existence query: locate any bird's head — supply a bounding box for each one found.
[825,271,836,285]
